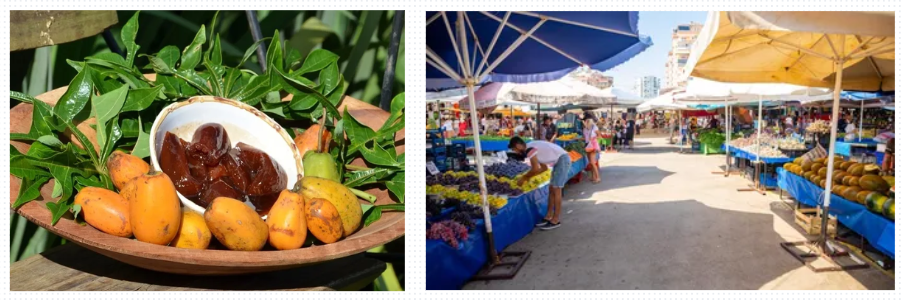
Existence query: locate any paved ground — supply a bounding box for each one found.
[464,135,895,290]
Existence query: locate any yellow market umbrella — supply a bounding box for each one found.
[685,11,894,266]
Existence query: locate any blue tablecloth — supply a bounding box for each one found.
[723,145,794,164]
[777,168,894,259]
[450,139,510,152]
[835,138,878,157]
[568,155,589,180]
[426,186,550,290]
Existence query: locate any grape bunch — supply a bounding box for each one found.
[485,162,531,179]
[426,195,443,218]
[426,172,478,186]
[459,201,497,217]
[449,211,476,230]
[427,220,469,248]
[459,179,523,196]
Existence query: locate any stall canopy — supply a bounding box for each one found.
[508,76,615,104]
[637,91,691,112]
[684,10,895,256]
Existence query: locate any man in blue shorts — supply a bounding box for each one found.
[508,136,571,230]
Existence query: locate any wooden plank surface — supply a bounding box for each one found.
[10,243,386,291]
[11,11,119,51]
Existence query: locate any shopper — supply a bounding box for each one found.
[583,115,602,184]
[883,138,894,176]
[509,136,571,230]
[540,116,558,142]
[625,115,636,149]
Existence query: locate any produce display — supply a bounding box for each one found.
[741,144,788,158]
[727,133,791,158]
[427,184,508,210]
[784,157,894,221]
[698,130,726,148]
[806,120,830,134]
[9,12,406,253]
[558,133,579,140]
[776,137,807,151]
[484,161,531,179]
[456,136,533,142]
[427,220,469,248]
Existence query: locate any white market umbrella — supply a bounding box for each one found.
[684,11,894,257]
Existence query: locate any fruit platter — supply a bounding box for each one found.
[10,12,404,275]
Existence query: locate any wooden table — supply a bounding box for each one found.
[11,244,386,291]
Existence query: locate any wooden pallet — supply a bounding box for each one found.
[795,206,838,237]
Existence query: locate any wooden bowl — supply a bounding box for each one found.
[10,79,405,275]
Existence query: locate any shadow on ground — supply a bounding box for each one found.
[566,166,674,196]
[465,200,805,290]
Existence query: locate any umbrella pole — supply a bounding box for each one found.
[858,100,863,140]
[466,83,500,265]
[820,58,844,252]
[726,103,732,176]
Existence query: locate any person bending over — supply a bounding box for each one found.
[509,136,571,230]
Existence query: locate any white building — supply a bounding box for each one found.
[634,76,660,99]
[664,22,703,90]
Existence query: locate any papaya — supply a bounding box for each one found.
[833,172,848,183]
[801,160,813,172]
[814,157,827,165]
[819,179,827,188]
[833,185,847,195]
[107,150,151,191]
[170,211,212,249]
[817,167,828,178]
[848,176,860,187]
[129,171,182,245]
[793,157,804,165]
[804,171,816,181]
[266,189,308,250]
[842,175,855,186]
[305,198,344,244]
[810,163,824,174]
[74,187,132,237]
[856,190,873,205]
[297,177,363,237]
[882,176,895,188]
[866,192,886,211]
[834,160,845,169]
[847,164,864,176]
[859,175,889,193]
[863,164,880,175]
[205,197,269,251]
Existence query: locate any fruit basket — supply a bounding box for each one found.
[10,82,405,275]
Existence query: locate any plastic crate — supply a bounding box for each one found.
[427,146,448,157]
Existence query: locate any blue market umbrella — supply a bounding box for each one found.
[426,11,652,270]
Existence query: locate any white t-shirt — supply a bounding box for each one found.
[442,120,454,131]
[525,140,569,165]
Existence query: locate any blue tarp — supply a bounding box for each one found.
[777,168,895,259]
[449,139,510,152]
[426,12,652,90]
[724,145,793,164]
[426,186,550,290]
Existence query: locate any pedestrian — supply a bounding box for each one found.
[582,115,601,184]
[882,138,894,176]
[625,114,636,149]
[458,116,469,137]
[508,136,571,230]
[540,116,558,142]
[614,119,624,149]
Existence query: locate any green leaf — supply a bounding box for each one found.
[362,204,405,227]
[278,69,339,118]
[238,38,272,69]
[62,120,100,169]
[51,179,63,198]
[121,86,164,113]
[45,201,70,226]
[343,11,383,87]
[286,49,302,70]
[175,70,213,95]
[288,93,318,111]
[10,92,55,140]
[10,155,52,180]
[66,59,84,73]
[360,143,401,167]
[100,117,123,163]
[320,62,340,96]
[326,74,347,107]
[157,45,181,69]
[343,108,377,154]
[131,116,150,159]
[264,91,282,104]
[53,65,94,124]
[209,34,223,66]
[12,176,51,209]
[389,92,405,123]
[265,30,283,74]
[84,53,129,70]
[155,74,186,99]
[36,135,63,148]
[91,85,129,124]
[286,17,336,66]
[223,67,241,98]
[294,49,339,75]
[71,204,82,221]
[141,54,175,74]
[343,167,393,188]
[261,101,286,118]
[205,11,222,65]
[385,172,405,203]
[203,61,225,96]
[233,75,271,102]
[27,142,62,160]
[179,24,207,71]
[121,11,141,66]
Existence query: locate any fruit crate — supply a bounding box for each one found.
[701,143,725,155]
[427,146,448,157]
[794,206,837,237]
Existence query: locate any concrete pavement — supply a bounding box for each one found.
[463,136,894,290]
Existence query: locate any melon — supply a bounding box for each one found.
[863,164,880,176]
[801,160,813,172]
[817,167,828,178]
[866,192,888,214]
[848,176,860,187]
[833,172,848,183]
[856,190,873,205]
[859,175,890,193]
[842,175,855,186]
[833,185,846,195]
[882,176,895,188]
[819,179,827,188]
[842,187,861,201]
[834,160,846,169]
[847,164,864,176]
[793,157,804,165]
[810,164,824,175]
[782,163,793,171]
[814,157,827,164]
[804,171,816,181]
[840,161,857,171]
[885,199,895,221]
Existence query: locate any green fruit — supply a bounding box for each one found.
[884,199,894,221]
[303,152,340,182]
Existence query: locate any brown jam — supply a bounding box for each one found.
[158,123,287,213]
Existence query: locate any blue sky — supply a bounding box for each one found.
[604,11,709,91]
